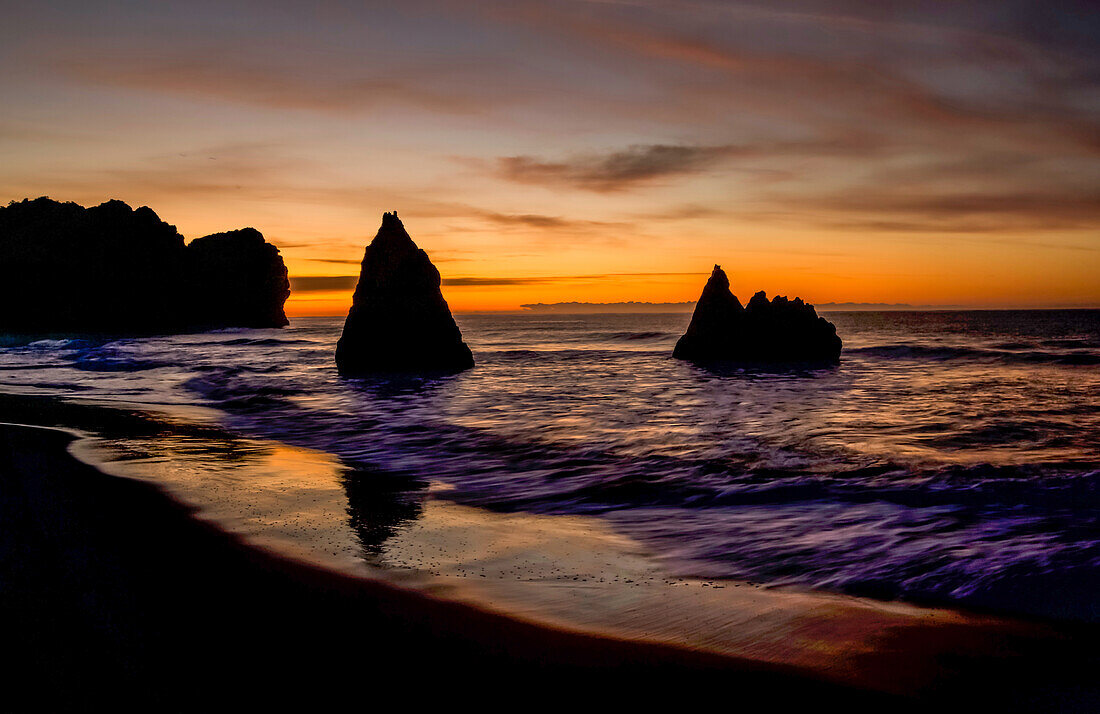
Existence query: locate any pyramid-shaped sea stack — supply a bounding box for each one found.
[673,265,842,364]
[335,212,474,374]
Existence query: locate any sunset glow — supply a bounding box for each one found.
[2,1,1097,313]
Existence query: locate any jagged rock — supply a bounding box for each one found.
[335,212,473,374]
[0,197,290,333]
[673,265,842,364]
[188,228,290,328]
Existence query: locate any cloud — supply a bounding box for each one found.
[54,48,509,116]
[290,276,358,292]
[1,143,507,229]
[509,3,1100,157]
[2,142,312,206]
[469,208,634,231]
[488,133,890,192]
[519,301,695,314]
[442,277,549,286]
[304,258,362,265]
[446,271,706,286]
[290,274,572,292]
[797,188,1100,233]
[290,270,709,292]
[494,144,735,191]
[474,212,583,229]
[641,203,727,219]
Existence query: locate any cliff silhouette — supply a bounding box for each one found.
[674,265,842,364]
[188,228,290,328]
[0,198,289,333]
[336,212,473,374]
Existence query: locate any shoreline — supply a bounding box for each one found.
[1,420,891,708]
[1,393,1097,707]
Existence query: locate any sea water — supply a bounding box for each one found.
[1,310,1097,621]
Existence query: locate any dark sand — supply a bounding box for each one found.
[1,413,1096,710]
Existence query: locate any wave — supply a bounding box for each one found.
[1042,337,1100,349]
[219,337,318,347]
[192,363,284,375]
[183,368,301,409]
[850,343,1100,366]
[481,348,669,361]
[27,338,81,349]
[599,330,673,342]
[502,455,1100,513]
[74,357,173,373]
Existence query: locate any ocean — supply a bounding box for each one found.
[2,310,1097,622]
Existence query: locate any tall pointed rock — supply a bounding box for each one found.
[673,264,841,364]
[335,212,473,374]
[676,265,744,349]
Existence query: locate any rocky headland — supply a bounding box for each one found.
[0,197,289,333]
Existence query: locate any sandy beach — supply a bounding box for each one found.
[1,394,1096,710]
[0,419,878,709]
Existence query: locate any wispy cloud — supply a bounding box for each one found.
[446,271,705,285]
[473,211,592,229]
[443,277,550,286]
[291,270,708,292]
[493,144,735,191]
[54,49,511,116]
[303,258,362,266]
[1,142,311,205]
[796,187,1100,233]
[488,134,888,192]
[469,208,634,232]
[289,276,359,292]
[506,2,1100,156]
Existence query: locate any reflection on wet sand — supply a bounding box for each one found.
[74,434,367,571]
[343,464,425,555]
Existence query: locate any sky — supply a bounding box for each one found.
[1,0,1098,314]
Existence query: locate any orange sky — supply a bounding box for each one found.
[2,1,1097,313]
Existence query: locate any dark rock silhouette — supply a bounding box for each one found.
[188,228,290,328]
[673,265,842,364]
[0,198,290,333]
[0,198,187,333]
[336,212,473,374]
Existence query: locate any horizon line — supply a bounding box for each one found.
[286,304,1100,318]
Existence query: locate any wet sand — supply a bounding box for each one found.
[0,422,884,709]
[1,393,1097,709]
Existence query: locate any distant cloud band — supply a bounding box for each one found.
[290,271,708,292]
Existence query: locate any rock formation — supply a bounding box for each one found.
[0,197,290,333]
[673,265,842,364]
[335,212,473,374]
[188,228,290,328]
